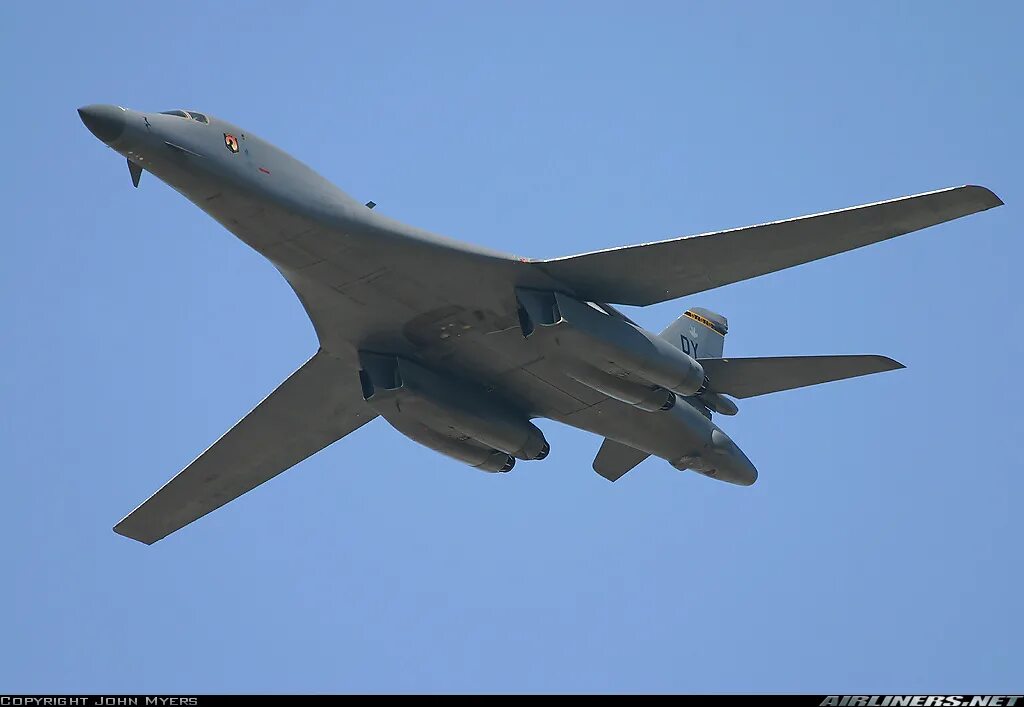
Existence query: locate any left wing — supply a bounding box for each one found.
[114,351,376,545]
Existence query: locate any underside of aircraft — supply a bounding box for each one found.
[78,104,1003,544]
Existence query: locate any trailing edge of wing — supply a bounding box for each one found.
[114,351,377,545]
[700,355,905,399]
[536,185,1003,306]
[593,438,650,481]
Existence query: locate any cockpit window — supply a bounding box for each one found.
[159,109,209,124]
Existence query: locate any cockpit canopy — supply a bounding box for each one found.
[160,109,208,124]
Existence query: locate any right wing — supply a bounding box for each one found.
[114,351,377,545]
[700,355,904,399]
[537,185,1002,306]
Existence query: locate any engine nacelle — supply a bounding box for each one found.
[562,360,675,412]
[700,390,739,416]
[517,289,707,397]
[383,414,515,472]
[359,352,550,461]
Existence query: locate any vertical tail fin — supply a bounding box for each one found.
[592,307,730,481]
[659,307,728,359]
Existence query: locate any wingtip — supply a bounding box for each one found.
[592,463,619,481]
[962,184,1004,209]
[878,356,906,371]
[113,522,158,545]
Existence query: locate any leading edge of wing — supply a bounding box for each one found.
[113,351,377,545]
[533,185,1003,306]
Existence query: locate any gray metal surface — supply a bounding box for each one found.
[537,186,1002,305]
[593,438,651,481]
[700,355,905,399]
[113,352,376,544]
[78,104,1003,543]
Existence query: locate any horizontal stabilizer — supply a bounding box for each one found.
[700,355,904,399]
[114,351,376,545]
[593,438,650,481]
[538,185,1002,305]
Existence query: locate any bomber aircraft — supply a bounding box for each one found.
[79,104,1003,544]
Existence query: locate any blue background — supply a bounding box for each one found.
[2,1,1020,694]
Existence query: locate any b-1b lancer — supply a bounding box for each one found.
[78,104,1003,544]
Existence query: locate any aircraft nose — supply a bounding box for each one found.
[78,104,126,144]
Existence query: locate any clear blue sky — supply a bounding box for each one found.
[2,1,1021,694]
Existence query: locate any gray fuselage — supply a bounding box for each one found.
[80,104,757,484]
